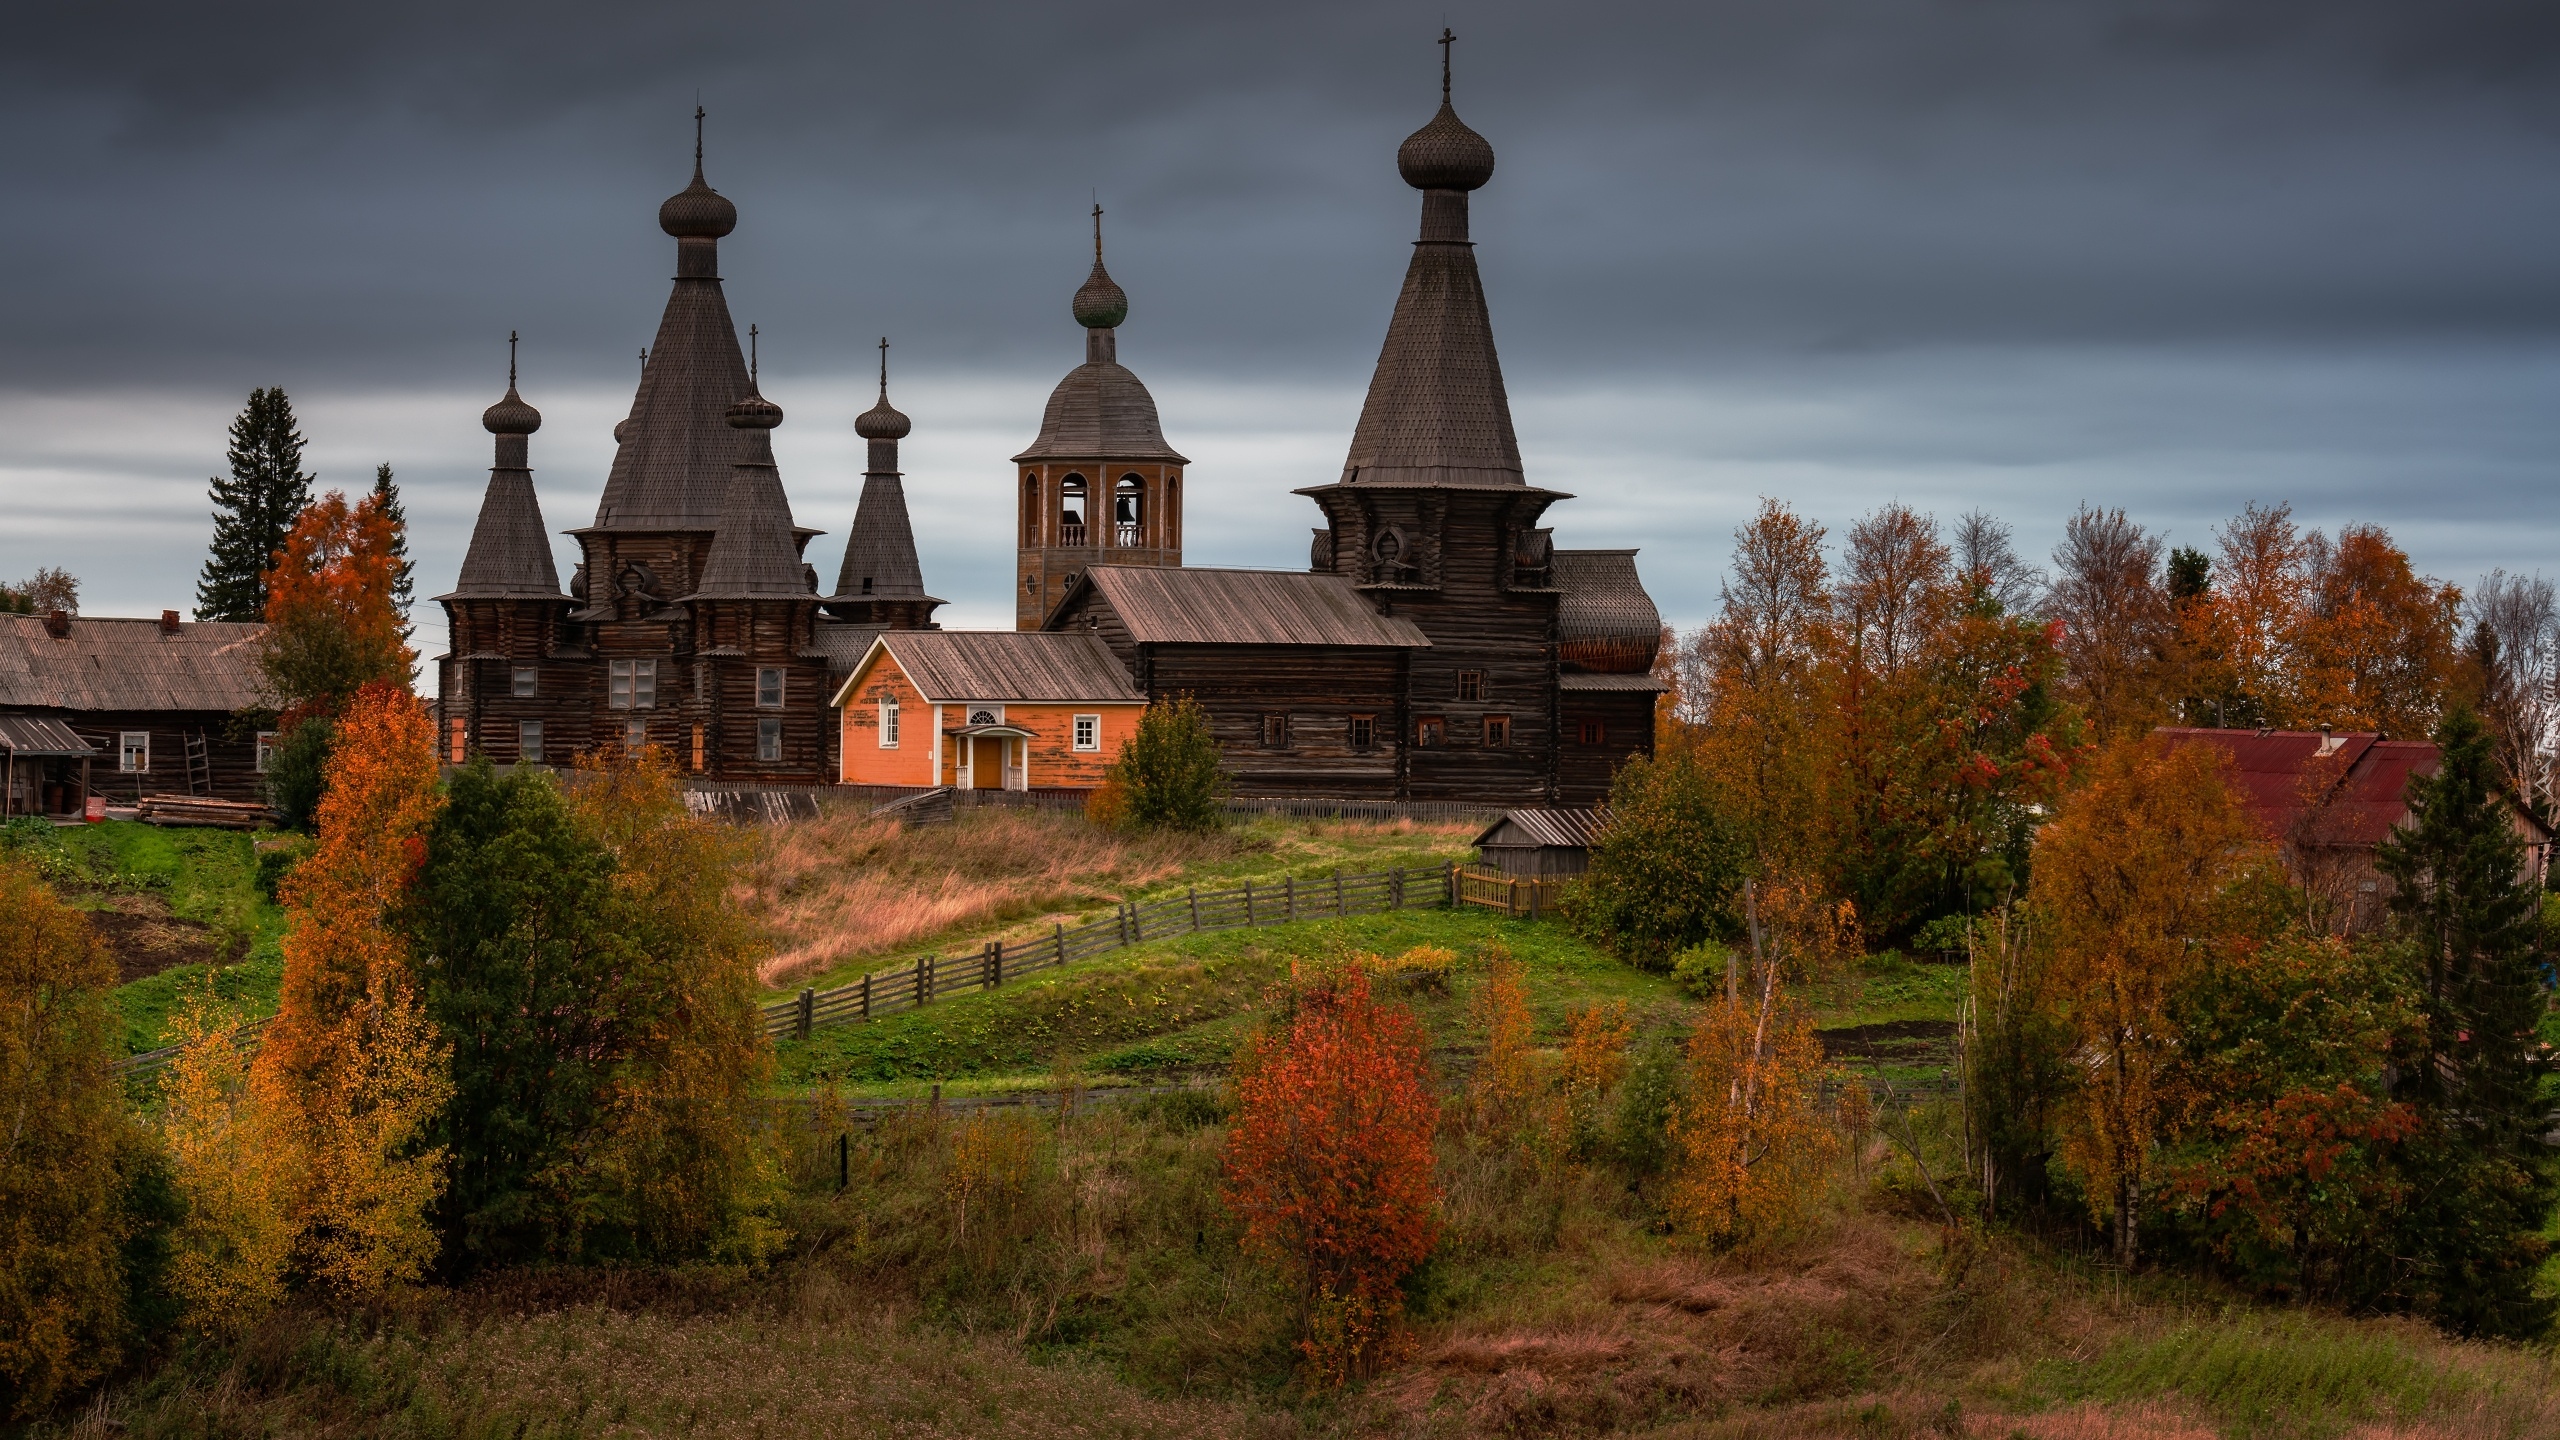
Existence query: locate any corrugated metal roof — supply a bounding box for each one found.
[1555,549,1662,674]
[2151,727,2540,848]
[871,630,1144,704]
[0,715,98,755]
[0,616,266,712]
[1473,807,1611,849]
[1074,566,1431,648]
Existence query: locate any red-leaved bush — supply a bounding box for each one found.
[1222,963,1440,1387]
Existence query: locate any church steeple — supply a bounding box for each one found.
[1012,206,1189,628]
[1336,31,1524,489]
[689,326,810,600]
[442,333,565,601]
[589,108,755,532]
[828,338,944,628]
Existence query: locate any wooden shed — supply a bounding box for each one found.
[1471,807,1610,878]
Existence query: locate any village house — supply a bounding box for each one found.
[831,630,1146,792]
[0,610,267,815]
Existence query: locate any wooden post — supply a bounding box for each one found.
[1392,866,1404,909]
[1509,878,1520,918]
[1054,921,1066,967]
[1285,873,1296,921]
[1244,880,1254,925]
[1130,901,1145,943]
[837,1132,849,1192]
[1334,869,1344,914]
[1446,860,1458,907]
[796,988,814,1040]
[916,955,929,1007]
[861,971,872,1020]
[1117,903,1130,946]
[1189,886,1200,931]
[988,940,1002,988]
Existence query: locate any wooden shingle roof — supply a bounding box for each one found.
[842,631,1144,706]
[1069,566,1431,648]
[441,469,565,600]
[1555,549,1662,674]
[1011,358,1188,464]
[688,433,814,600]
[589,172,754,533]
[0,615,265,713]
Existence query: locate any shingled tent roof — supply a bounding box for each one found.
[1062,566,1430,648]
[1334,82,1523,488]
[688,431,814,601]
[589,160,753,532]
[1555,549,1662,674]
[0,615,265,712]
[838,630,1144,706]
[443,470,566,601]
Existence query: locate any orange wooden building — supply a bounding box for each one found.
[830,630,1147,791]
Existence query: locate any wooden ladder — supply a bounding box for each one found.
[184,731,211,796]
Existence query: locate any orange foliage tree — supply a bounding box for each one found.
[2296,525,2460,736]
[1223,963,1440,1387]
[1693,498,1835,878]
[258,489,414,715]
[162,992,297,1333]
[1467,948,1537,1138]
[251,681,451,1297]
[2030,733,2272,1264]
[1666,954,1838,1248]
[0,862,131,1418]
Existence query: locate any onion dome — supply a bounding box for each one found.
[1397,100,1495,192]
[855,391,910,441]
[660,108,738,237]
[482,386,541,435]
[726,390,783,430]
[1072,259,1128,329]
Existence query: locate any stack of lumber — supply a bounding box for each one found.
[136,794,275,829]
[869,785,957,827]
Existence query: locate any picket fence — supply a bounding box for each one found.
[761,862,1461,1041]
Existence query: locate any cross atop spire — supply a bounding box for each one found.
[877,336,890,397]
[508,329,519,389]
[1092,202,1105,262]
[749,323,759,387]
[1440,27,1455,101]
[694,104,706,177]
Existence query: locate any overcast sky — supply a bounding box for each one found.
[4,0,2556,679]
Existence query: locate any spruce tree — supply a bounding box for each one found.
[195,388,314,622]
[371,463,413,620]
[2374,703,2557,1337]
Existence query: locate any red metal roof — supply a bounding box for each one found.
[2154,727,2505,848]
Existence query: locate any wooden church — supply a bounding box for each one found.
[438,53,1663,804]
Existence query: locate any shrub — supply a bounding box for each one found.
[1567,748,1746,966]
[263,715,334,831]
[1666,971,1839,1248]
[0,861,133,1418]
[1223,963,1439,1387]
[1360,943,1457,994]
[1467,949,1537,1138]
[1669,939,1731,998]
[1109,694,1225,833]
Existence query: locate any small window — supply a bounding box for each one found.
[518,720,544,764]
[879,698,901,748]
[1074,714,1100,752]
[255,730,278,773]
[512,666,537,697]
[624,719,647,750]
[119,731,149,773]
[690,724,706,772]
[1483,714,1511,747]
[1416,716,1445,748]
[757,667,784,709]
[1348,714,1375,750]
[1456,670,1484,702]
[1577,717,1607,746]
[449,718,467,763]
[1262,714,1290,750]
[967,706,1003,726]
[757,717,783,762]
[610,658,657,710]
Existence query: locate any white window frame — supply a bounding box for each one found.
[1073,714,1100,752]
[757,716,783,762]
[757,667,785,709]
[254,730,278,773]
[879,698,900,748]
[511,666,537,697]
[965,705,1004,726]
[610,658,657,711]
[517,720,544,764]
[624,719,648,749]
[119,731,149,773]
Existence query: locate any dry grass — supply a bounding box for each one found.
[739,808,1477,988]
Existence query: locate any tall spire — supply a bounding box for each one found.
[832,336,940,623]
[1017,208,1184,465]
[592,113,754,531]
[443,336,563,600]
[1335,34,1521,488]
[687,337,804,600]
[1072,202,1130,361]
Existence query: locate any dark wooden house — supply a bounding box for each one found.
[434,127,939,781]
[0,610,267,812]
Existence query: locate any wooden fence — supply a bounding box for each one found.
[115,1015,273,1078]
[1453,865,1563,919]
[760,862,1461,1042]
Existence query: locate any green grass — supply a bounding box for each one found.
[2030,1313,2495,1439]
[1809,949,1969,1030]
[776,906,1683,1095]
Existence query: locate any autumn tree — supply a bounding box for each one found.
[0,567,79,617]
[198,387,315,623]
[1963,905,2069,1216]
[2296,526,2459,736]
[1694,499,1835,875]
[251,681,452,1298]
[1223,963,1440,1387]
[2373,705,2555,1337]
[258,489,415,829]
[0,863,133,1418]
[2047,505,2171,737]
[555,744,780,1261]
[1467,949,1537,1138]
[1666,952,1838,1248]
[1570,746,1747,965]
[2030,733,2271,1264]
[161,993,297,1334]
[2460,571,2557,821]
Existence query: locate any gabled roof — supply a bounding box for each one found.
[0,616,265,713]
[1556,549,1661,674]
[832,630,1144,708]
[1474,808,1610,850]
[2154,727,2552,848]
[1062,566,1431,648]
